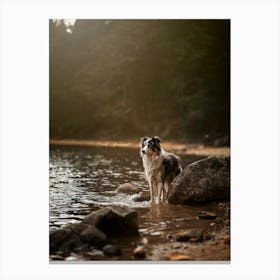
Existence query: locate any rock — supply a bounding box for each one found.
[165,253,193,261]
[116,183,141,194]
[84,249,104,258]
[50,227,83,254]
[224,235,230,244]
[175,229,205,242]
[172,244,183,249]
[102,244,122,256]
[139,237,148,246]
[168,156,230,204]
[133,245,146,258]
[82,205,139,237]
[64,253,82,261]
[50,228,75,253]
[79,225,107,245]
[50,223,107,255]
[130,192,150,202]
[49,254,65,260]
[197,211,217,220]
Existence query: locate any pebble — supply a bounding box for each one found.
[165,253,192,261]
[139,237,148,246]
[49,254,65,260]
[224,235,230,244]
[64,253,80,261]
[197,211,217,220]
[172,244,182,249]
[115,183,140,194]
[175,229,205,242]
[102,244,122,256]
[133,246,146,258]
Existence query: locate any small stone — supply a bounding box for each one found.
[167,234,173,240]
[116,183,141,194]
[224,235,230,244]
[64,253,81,261]
[49,254,65,260]
[175,229,205,242]
[172,244,182,249]
[197,211,217,220]
[165,253,193,261]
[133,246,146,258]
[84,249,104,258]
[130,192,150,202]
[210,223,216,226]
[139,237,148,246]
[102,244,122,256]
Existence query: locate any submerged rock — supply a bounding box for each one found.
[168,156,230,204]
[130,191,150,202]
[82,205,139,237]
[102,244,122,256]
[116,183,141,194]
[197,211,217,220]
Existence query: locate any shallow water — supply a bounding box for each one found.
[49,145,226,260]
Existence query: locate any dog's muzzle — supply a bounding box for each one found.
[141,149,145,154]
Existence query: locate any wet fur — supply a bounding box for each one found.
[140,136,182,204]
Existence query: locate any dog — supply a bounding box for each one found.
[140,136,182,204]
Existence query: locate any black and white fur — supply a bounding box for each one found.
[140,136,182,204]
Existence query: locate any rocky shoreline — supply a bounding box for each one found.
[50,155,230,261]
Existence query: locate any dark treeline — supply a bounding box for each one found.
[50,19,230,144]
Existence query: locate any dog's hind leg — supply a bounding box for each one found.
[162,182,169,203]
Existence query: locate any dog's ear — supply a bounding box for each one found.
[141,137,148,145]
[153,136,161,143]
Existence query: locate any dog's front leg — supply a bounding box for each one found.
[148,180,155,203]
[156,183,163,204]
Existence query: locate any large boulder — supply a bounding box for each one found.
[82,205,139,237]
[168,156,230,204]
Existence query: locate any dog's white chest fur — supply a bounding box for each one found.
[142,153,163,180]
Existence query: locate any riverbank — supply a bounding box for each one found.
[49,139,230,157]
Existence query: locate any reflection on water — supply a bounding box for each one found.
[50,145,149,229]
[49,146,215,236]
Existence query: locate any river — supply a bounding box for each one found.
[49,145,229,261]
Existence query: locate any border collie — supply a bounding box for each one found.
[140,136,182,204]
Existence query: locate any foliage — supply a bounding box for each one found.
[50,19,230,142]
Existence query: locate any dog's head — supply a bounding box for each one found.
[140,136,162,157]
